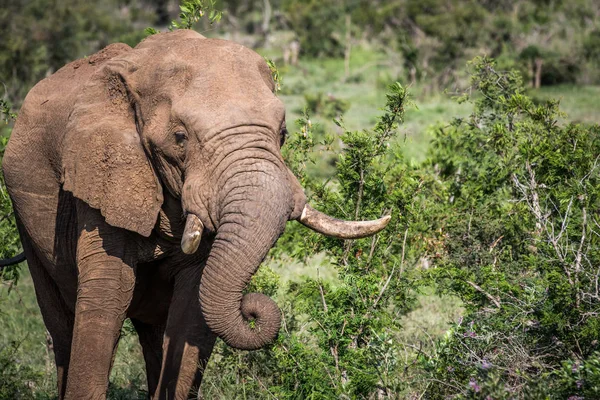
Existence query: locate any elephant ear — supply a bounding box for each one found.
[62,57,163,237]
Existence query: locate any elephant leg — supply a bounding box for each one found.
[64,203,136,400]
[22,238,74,399]
[131,318,165,397]
[155,267,217,400]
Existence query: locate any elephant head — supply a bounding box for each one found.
[62,30,390,350]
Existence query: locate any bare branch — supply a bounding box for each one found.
[373,229,408,309]
[466,280,501,308]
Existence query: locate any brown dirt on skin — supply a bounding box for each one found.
[71,43,132,70]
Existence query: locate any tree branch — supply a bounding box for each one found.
[466,280,501,308]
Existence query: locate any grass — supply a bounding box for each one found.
[0,268,55,397]
[397,287,463,346]
[533,84,600,125]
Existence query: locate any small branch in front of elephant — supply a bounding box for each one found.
[265,58,281,93]
[373,229,406,309]
[330,343,341,375]
[317,271,343,379]
[342,168,365,266]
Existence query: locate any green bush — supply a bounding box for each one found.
[417,56,600,397]
[0,134,23,285]
[0,341,42,399]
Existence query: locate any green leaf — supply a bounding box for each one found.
[144,27,160,36]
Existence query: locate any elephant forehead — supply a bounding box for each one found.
[197,51,267,86]
[151,38,265,74]
[185,75,278,107]
[188,38,264,65]
[172,93,285,132]
[142,39,276,103]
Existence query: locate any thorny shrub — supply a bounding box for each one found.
[419,56,600,398]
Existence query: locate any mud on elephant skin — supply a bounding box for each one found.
[2,30,390,399]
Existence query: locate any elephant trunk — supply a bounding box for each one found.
[198,160,291,350]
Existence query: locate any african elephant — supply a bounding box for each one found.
[2,30,389,399]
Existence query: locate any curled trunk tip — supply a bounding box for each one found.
[200,290,281,350]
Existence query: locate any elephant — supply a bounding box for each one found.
[1,30,390,399]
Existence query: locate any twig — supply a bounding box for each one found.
[579,155,600,185]
[367,234,380,266]
[426,378,465,393]
[489,235,504,252]
[343,168,365,265]
[318,275,328,314]
[373,262,396,309]
[373,229,408,308]
[573,207,587,309]
[249,369,279,399]
[466,280,501,308]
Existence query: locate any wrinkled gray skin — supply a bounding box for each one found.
[3,30,386,399]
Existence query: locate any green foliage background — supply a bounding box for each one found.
[1,1,600,399]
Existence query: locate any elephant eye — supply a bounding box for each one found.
[279,127,288,147]
[174,131,188,146]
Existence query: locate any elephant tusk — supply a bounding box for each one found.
[181,213,204,254]
[297,204,391,239]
